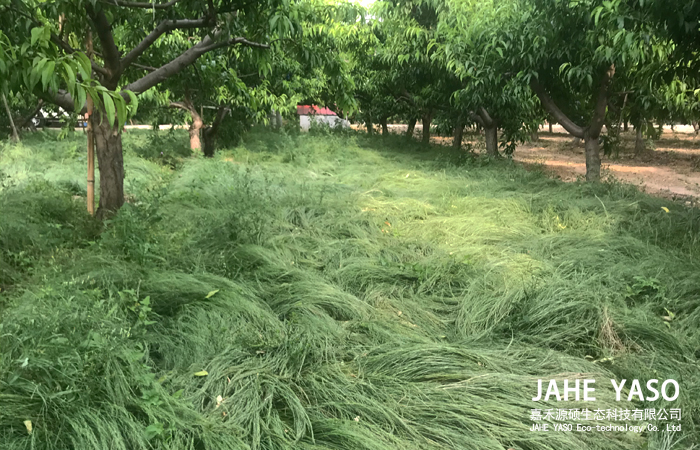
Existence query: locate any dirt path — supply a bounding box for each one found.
[512,126,700,202]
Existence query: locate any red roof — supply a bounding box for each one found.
[297,105,337,116]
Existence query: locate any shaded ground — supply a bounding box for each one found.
[363,123,700,204]
[512,125,700,203]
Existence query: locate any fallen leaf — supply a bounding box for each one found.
[661,207,670,213]
[205,290,220,299]
[193,370,209,377]
[24,420,32,435]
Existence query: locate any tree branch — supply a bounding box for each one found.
[529,78,585,139]
[120,18,210,70]
[199,36,270,53]
[209,105,230,132]
[17,100,44,129]
[589,65,615,138]
[123,35,269,96]
[478,107,495,127]
[100,0,179,8]
[470,112,485,127]
[39,89,77,113]
[131,62,159,72]
[85,4,122,80]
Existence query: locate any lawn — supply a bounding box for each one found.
[1,128,699,450]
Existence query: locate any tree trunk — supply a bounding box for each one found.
[2,93,19,142]
[365,118,373,135]
[485,124,498,156]
[406,118,416,138]
[94,114,125,219]
[421,113,432,144]
[584,133,601,182]
[202,127,216,157]
[201,106,229,158]
[531,131,539,142]
[189,112,203,150]
[548,122,553,133]
[275,110,283,129]
[623,121,628,132]
[530,65,613,183]
[381,117,389,135]
[453,123,464,149]
[634,126,645,156]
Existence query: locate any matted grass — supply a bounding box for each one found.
[1,128,699,449]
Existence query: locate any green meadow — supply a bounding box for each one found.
[1,128,699,449]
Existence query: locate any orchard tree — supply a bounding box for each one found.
[507,0,673,181]
[434,0,542,156]
[2,0,297,218]
[135,0,356,156]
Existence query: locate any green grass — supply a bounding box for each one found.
[1,128,700,449]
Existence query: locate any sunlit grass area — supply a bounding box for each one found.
[1,128,699,449]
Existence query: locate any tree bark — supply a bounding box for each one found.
[548,122,553,133]
[485,124,498,156]
[202,105,229,158]
[474,108,499,157]
[381,117,389,135]
[365,118,373,135]
[94,113,125,219]
[530,66,615,182]
[421,112,432,144]
[202,128,216,157]
[623,121,628,132]
[584,132,601,181]
[634,126,645,156]
[453,123,464,149]
[171,98,203,151]
[406,118,416,138]
[189,111,203,150]
[275,110,282,129]
[2,94,20,142]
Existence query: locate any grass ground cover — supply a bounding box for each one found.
[1,128,699,449]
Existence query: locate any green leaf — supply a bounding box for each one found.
[193,370,209,377]
[30,27,43,46]
[205,290,219,299]
[75,53,92,80]
[63,62,76,88]
[115,95,126,128]
[124,89,139,114]
[144,423,164,440]
[102,92,116,128]
[41,61,55,90]
[593,7,603,26]
[75,86,87,113]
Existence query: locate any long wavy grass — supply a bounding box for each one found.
[1,128,699,449]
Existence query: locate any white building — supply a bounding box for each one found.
[297,105,349,131]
